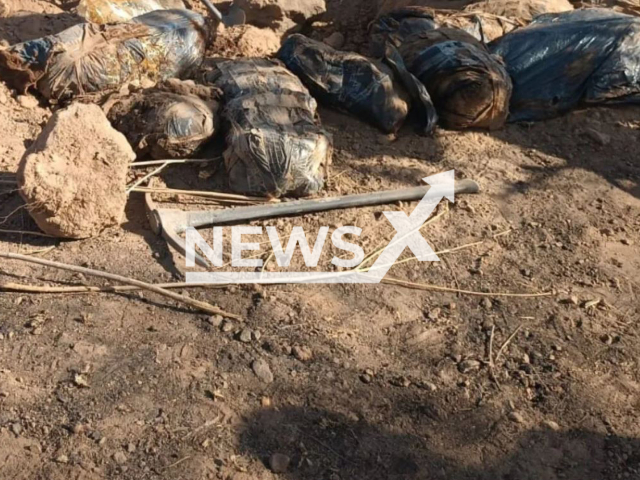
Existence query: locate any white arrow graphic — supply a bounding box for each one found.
[186,170,457,284]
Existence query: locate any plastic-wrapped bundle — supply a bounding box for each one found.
[490,9,640,122]
[398,28,512,129]
[0,10,206,101]
[370,7,438,57]
[105,79,221,159]
[204,59,333,198]
[78,0,186,23]
[278,34,411,134]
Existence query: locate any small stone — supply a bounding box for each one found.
[522,353,531,365]
[360,373,372,384]
[126,442,136,453]
[252,358,274,383]
[419,381,438,392]
[54,454,69,464]
[508,411,526,424]
[292,345,313,362]
[323,32,345,49]
[113,452,127,464]
[458,359,481,373]
[480,298,493,309]
[426,308,441,320]
[269,453,290,474]
[237,329,253,343]
[73,374,90,388]
[600,333,614,345]
[543,420,560,431]
[207,315,223,327]
[221,320,235,333]
[17,95,39,109]
[11,422,22,436]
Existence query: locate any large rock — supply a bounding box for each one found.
[234,0,326,33]
[18,103,135,239]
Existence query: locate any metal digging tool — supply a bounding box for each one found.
[146,179,480,268]
[200,0,246,27]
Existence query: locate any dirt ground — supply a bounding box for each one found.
[1,1,640,479]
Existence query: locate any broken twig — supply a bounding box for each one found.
[0,252,241,319]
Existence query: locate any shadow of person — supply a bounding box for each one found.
[239,406,639,480]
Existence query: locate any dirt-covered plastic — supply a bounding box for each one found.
[204,59,332,198]
[490,9,640,122]
[395,26,512,129]
[77,0,186,23]
[0,9,207,101]
[278,34,412,134]
[105,79,221,160]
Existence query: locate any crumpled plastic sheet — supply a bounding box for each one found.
[278,34,413,134]
[204,59,333,198]
[490,9,640,121]
[0,9,206,101]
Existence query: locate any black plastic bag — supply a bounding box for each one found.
[105,79,221,159]
[490,9,640,122]
[0,9,206,101]
[204,59,332,198]
[398,28,512,129]
[370,7,438,58]
[278,34,414,134]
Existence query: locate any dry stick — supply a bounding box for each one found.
[0,252,241,319]
[127,162,170,194]
[495,324,524,363]
[381,277,554,298]
[130,158,220,168]
[131,186,277,204]
[487,325,501,388]
[0,281,227,294]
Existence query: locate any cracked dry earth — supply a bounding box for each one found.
[1,0,640,479]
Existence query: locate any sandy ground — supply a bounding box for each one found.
[0,1,639,479]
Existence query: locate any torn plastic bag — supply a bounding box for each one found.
[398,28,512,129]
[105,79,221,159]
[0,9,206,101]
[278,34,412,134]
[78,0,186,23]
[203,59,332,198]
[490,9,640,121]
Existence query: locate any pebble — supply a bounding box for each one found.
[426,308,441,320]
[292,345,313,362]
[480,298,493,309]
[323,32,345,49]
[11,422,22,436]
[269,453,290,474]
[543,420,560,431]
[54,454,69,464]
[113,452,127,464]
[17,95,39,109]
[458,359,481,373]
[360,373,372,384]
[508,411,526,424]
[207,315,223,327]
[251,358,274,383]
[237,329,253,343]
[221,320,235,333]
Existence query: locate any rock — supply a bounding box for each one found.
[113,451,127,464]
[237,328,253,343]
[213,24,281,57]
[207,315,224,327]
[17,95,39,109]
[252,358,274,383]
[11,422,22,436]
[458,359,481,373]
[543,420,560,431]
[480,298,493,309]
[73,373,90,388]
[0,0,10,17]
[269,453,290,473]
[360,373,372,384]
[323,32,345,49]
[508,411,526,424]
[235,0,326,33]
[292,345,313,362]
[18,103,135,238]
[54,454,69,464]
[221,319,235,332]
[585,128,611,146]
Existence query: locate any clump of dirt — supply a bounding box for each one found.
[18,102,135,238]
[235,0,327,33]
[211,24,281,58]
